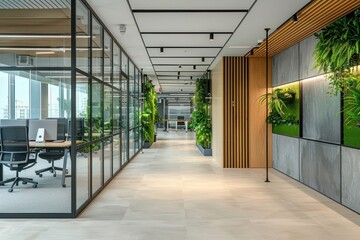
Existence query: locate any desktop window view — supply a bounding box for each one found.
[0,0,142,216]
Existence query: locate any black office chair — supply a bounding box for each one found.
[177,116,186,132]
[35,119,67,178]
[0,126,38,192]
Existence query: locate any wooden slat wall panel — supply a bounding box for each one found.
[223,57,249,168]
[248,57,272,168]
[252,0,360,57]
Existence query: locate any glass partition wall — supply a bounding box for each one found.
[0,0,142,218]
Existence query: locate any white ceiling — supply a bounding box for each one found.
[87,0,312,93]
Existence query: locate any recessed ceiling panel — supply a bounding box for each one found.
[152,57,214,65]
[148,48,220,57]
[154,65,208,72]
[161,85,195,93]
[129,0,254,10]
[134,13,246,32]
[156,70,204,76]
[143,34,231,47]
[157,76,197,80]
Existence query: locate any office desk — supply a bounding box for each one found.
[163,119,190,132]
[30,141,72,188]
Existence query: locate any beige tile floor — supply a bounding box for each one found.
[1,130,360,240]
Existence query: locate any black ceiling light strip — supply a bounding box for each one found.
[133,9,248,13]
[141,31,232,35]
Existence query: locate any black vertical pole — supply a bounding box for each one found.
[265,28,270,183]
[70,0,77,216]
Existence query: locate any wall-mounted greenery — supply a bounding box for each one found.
[314,9,360,148]
[313,10,360,94]
[141,81,159,145]
[344,86,360,148]
[260,82,300,137]
[192,77,211,149]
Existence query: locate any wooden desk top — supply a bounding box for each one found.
[29,141,73,148]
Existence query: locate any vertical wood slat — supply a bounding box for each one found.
[223,57,249,168]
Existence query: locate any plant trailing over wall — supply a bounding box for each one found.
[313,10,360,94]
[192,77,211,149]
[344,88,360,126]
[141,80,159,144]
[259,88,299,126]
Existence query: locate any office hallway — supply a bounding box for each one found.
[1,131,360,240]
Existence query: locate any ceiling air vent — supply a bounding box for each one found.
[17,55,33,66]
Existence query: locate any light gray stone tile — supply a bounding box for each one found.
[302,76,341,143]
[342,147,360,214]
[300,139,341,202]
[299,35,323,79]
[272,44,299,87]
[272,134,300,180]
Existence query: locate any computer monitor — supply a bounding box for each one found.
[0,119,28,127]
[28,119,58,141]
[47,118,67,141]
[67,118,85,140]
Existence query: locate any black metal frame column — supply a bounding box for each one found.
[70,0,77,217]
[265,28,270,183]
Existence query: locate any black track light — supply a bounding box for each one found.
[291,14,298,23]
[190,76,193,80]
[193,65,196,70]
[178,71,180,75]
[201,57,205,62]
[179,65,182,68]
[250,49,254,55]
[160,47,164,52]
[177,76,179,80]
[209,33,214,41]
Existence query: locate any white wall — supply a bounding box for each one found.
[211,59,224,167]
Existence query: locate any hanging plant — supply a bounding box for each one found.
[313,10,360,94]
[344,88,360,126]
